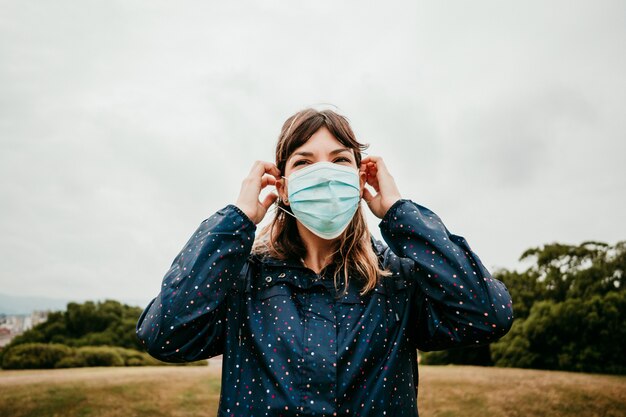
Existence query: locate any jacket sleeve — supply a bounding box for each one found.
[378,198,514,352]
[135,203,256,362]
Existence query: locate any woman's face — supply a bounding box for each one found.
[276,126,366,205]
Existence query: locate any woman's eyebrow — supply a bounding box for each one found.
[293,148,352,157]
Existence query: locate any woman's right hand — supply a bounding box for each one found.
[235,160,281,225]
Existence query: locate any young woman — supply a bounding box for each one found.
[136,108,515,417]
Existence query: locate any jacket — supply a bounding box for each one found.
[136,198,514,417]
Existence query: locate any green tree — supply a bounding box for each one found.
[422,239,626,374]
[491,291,626,374]
[0,300,144,366]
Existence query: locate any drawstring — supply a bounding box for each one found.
[237,260,251,347]
[377,243,399,323]
[383,277,400,322]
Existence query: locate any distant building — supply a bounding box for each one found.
[0,310,50,347]
[30,310,49,328]
[0,327,11,348]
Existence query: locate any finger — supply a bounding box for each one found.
[361,155,390,175]
[251,160,281,179]
[365,167,380,191]
[363,162,378,178]
[360,155,372,165]
[361,155,381,164]
[360,156,379,169]
[363,157,394,193]
[367,164,378,177]
[260,174,277,189]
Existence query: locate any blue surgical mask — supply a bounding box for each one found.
[276,161,361,240]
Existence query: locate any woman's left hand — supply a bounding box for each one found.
[360,155,403,219]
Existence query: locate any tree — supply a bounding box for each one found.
[421,239,626,374]
[0,300,144,366]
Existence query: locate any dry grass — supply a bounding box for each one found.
[0,363,624,417]
[0,365,222,417]
[419,365,626,417]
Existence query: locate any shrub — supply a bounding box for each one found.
[1,343,73,370]
[76,346,125,367]
[54,355,87,368]
[1,342,209,369]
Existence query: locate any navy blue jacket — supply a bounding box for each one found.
[136,199,514,416]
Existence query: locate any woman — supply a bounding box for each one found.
[136,108,515,417]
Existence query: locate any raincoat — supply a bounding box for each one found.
[136,198,514,416]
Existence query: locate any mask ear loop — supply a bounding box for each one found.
[275,204,297,219]
[273,176,298,219]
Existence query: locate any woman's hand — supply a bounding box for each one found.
[360,155,403,219]
[235,160,281,225]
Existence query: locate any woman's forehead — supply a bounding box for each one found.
[288,128,352,158]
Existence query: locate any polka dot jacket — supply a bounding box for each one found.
[136,199,515,417]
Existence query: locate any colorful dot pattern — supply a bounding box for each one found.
[136,199,515,416]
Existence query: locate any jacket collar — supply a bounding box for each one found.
[258,256,304,268]
[370,234,386,256]
[249,234,389,295]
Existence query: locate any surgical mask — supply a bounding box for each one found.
[276,161,361,240]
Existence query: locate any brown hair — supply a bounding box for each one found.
[251,107,392,296]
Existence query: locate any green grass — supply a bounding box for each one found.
[0,364,624,417]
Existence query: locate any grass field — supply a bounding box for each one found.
[0,362,624,417]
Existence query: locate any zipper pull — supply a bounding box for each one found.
[238,327,242,346]
[395,312,400,322]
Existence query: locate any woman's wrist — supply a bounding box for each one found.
[381,196,403,217]
[230,203,256,227]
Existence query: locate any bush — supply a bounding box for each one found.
[54,355,87,369]
[1,342,209,369]
[1,343,73,370]
[76,346,125,367]
[126,357,146,366]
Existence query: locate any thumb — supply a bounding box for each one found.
[261,192,279,211]
[362,187,376,204]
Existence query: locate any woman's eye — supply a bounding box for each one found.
[293,157,350,166]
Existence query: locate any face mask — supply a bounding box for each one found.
[276,161,361,240]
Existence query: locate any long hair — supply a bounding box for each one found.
[251,107,392,296]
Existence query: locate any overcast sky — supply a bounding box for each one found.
[1,1,624,307]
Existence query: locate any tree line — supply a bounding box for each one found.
[419,240,626,375]
[0,300,207,369]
